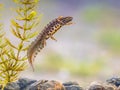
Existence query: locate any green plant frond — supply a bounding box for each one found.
[9,53,17,61]
[19,11,40,22]
[0,64,9,72]
[0,38,2,43]
[16,8,23,17]
[11,27,17,36]
[0,60,8,65]
[20,55,27,61]
[11,19,23,29]
[2,72,9,77]
[21,0,39,5]
[0,23,2,26]
[29,14,43,28]
[27,11,37,20]
[5,49,17,61]
[25,13,42,29]
[34,0,39,3]
[16,16,25,21]
[0,80,6,85]
[9,72,19,81]
[0,4,3,8]
[12,62,27,71]
[13,0,19,3]
[21,45,29,51]
[0,32,5,38]
[0,73,6,80]
[0,58,8,70]
[0,25,4,39]
[0,55,4,61]
[0,42,7,48]
[0,70,5,76]
[21,1,32,5]
[0,49,8,57]
[0,43,7,48]
[18,42,23,50]
[26,31,39,39]
[5,38,18,50]
[17,7,24,13]
[23,22,37,30]
[0,33,5,38]
[0,63,6,70]
[36,13,43,21]
[26,4,36,11]
[11,27,23,39]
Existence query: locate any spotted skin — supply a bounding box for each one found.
[27,16,73,71]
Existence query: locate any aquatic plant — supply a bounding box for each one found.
[0,0,42,88]
[0,4,9,86]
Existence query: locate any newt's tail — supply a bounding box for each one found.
[27,39,45,71]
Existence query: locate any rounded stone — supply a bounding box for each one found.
[88,81,105,90]
[63,81,83,90]
[104,84,117,90]
[106,77,120,87]
[88,84,105,90]
[28,80,65,90]
[17,78,37,89]
[4,82,20,90]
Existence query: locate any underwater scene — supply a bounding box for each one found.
[0,0,120,89]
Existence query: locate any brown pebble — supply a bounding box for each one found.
[37,80,65,90]
[88,81,105,90]
[104,84,117,90]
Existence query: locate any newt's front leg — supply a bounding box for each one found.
[65,22,73,25]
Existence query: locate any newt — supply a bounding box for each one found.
[27,16,73,71]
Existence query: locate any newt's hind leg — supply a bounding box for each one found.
[50,36,57,41]
[44,39,47,46]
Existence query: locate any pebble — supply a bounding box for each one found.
[28,80,65,90]
[88,81,105,90]
[17,78,37,90]
[104,84,117,90]
[4,82,20,90]
[63,81,83,90]
[3,77,120,90]
[106,77,120,87]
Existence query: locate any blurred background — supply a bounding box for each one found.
[1,0,120,86]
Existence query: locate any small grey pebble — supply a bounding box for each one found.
[17,78,37,89]
[63,81,79,86]
[4,82,20,90]
[63,81,83,90]
[26,80,45,90]
[106,77,120,87]
[65,85,83,90]
[88,84,105,90]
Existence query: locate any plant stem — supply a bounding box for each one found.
[16,4,28,62]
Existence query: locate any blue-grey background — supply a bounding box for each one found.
[1,0,120,85]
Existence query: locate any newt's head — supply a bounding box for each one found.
[57,16,73,25]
